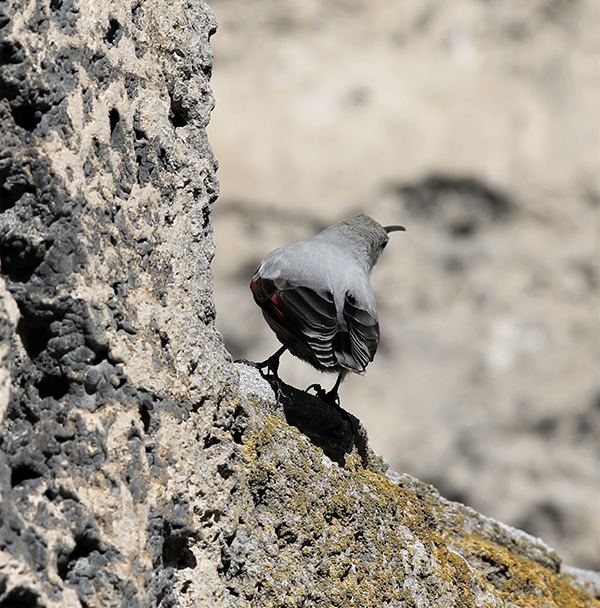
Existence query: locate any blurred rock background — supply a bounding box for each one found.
[207,0,599,570]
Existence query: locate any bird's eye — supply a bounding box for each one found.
[381,241,388,249]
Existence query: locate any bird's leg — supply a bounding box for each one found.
[307,373,355,441]
[256,344,288,379]
[324,372,344,407]
[307,372,344,407]
[327,372,356,441]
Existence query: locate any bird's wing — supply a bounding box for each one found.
[251,277,380,373]
[333,292,380,373]
[251,277,339,368]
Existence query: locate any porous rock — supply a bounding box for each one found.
[0,0,237,606]
[0,1,598,607]
[232,363,599,608]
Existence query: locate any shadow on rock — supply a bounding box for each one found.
[238,360,365,465]
[275,379,357,465]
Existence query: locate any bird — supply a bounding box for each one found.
[250,213,405,405]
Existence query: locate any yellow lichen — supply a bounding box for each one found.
[235,402,598,608]
[456,537,600,608]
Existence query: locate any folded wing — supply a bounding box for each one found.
[333,293,380,373]
[251,277,380,373]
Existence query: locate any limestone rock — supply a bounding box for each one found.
[231,363,599,608]
[0,0,237,605]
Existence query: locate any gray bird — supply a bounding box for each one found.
[250,213,405,404]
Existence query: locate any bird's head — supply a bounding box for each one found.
[326,214,405,271]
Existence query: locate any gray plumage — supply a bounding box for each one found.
[251,214,404,396]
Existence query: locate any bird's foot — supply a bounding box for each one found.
[252,343,288,381]
[306,382,353,441]
[306,383,325,397]
[306,383,340,408]
[254,355,280,380]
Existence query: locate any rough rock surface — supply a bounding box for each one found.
[232,364,599,608]
[0,0,598,607]
[209,0,600,570]
[0,0,238,605]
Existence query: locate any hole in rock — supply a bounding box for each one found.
[109,108,120,134]
[16,313,54,359]
[58,532,102,580]
[0,40,24,64]
[105,18,121,46]
[0,586,42,608]
[11,464,42,487]
[36,373,70,400]
[0,237,48,282]
[12,101,41,131]
[163,535,197,569]
[0,181,36,212]
[169,97,188,128]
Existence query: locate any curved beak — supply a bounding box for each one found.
[384,225,406,233]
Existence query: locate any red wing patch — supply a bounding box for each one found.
[251,278,284,319]
[268,292,285,320]
[250,278,273,302]
[251,278,342,369]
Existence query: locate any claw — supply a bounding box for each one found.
[306,383,325,396]
[306,377,354,441]
[255,344,288,379]
[306,383,340,407]
[322,389,341,408]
